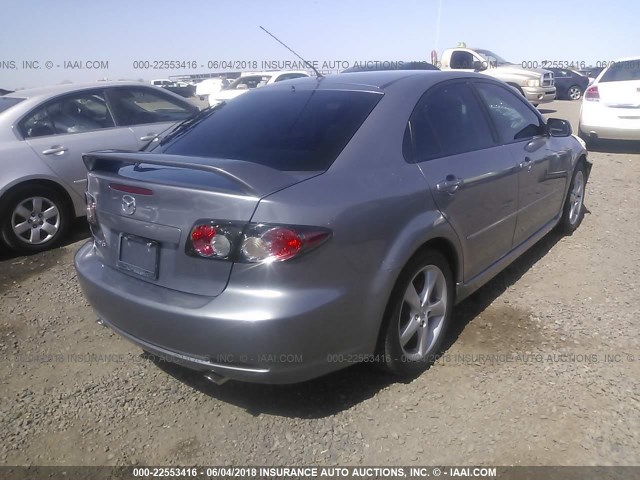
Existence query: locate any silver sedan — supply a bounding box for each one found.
[75,71,590,384]
[0,82,198,254]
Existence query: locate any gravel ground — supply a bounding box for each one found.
[1,100,639,466]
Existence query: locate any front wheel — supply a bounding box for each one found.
[379,250,454,377]
[558,162,587,233]
[1,185,70,254]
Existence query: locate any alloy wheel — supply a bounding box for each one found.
[11,196,61,245]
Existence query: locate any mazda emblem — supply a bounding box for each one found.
[121,195,136,215]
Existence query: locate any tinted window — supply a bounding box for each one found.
[229,76,270,90]
[475,82,544,143]
[107,87,195,126]
[408,82,494,160]
[601,60,640,82]
[21,92,115,138]
[160,89,381,171]
[0,97,24,114]
[450,51,475,69]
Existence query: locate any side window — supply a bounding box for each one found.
[21,92,114,138]
[407,82,494,161]
[450,51,475,69]
[475,82,545,143]
[106,88,195,126]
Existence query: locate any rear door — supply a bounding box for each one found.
[473,81,570,247]
[406,80,519,281]
[105,86,198,149]
[21,89,139,198]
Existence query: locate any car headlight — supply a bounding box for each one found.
[525,79,541,87]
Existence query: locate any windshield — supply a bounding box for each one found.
[475,49,511,66]
[0,97,25,114]
[159,89,382,171]
[600,60,640,82]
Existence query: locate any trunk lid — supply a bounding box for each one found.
[84,151,317,296]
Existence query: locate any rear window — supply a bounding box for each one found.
[160,89,382,171]
[600,61,640,82]
[0,97,25,114]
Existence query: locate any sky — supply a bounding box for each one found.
[1,0,638,89]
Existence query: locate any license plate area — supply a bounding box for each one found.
[117,234,159,280]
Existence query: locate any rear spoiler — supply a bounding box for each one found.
[83,150,302,197]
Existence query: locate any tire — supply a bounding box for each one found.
[379,249,454,377]
[567,85,583,101]
[0,184,70,254]
[558,162,587,234]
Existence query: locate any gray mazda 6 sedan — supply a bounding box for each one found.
[75,71,590,384]
[0,82,197,254]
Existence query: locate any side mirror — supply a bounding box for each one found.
[547,118,572,137]
[473,60,487,72]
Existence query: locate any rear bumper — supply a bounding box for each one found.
[523,86,556,104]
[74,241,366,384]
[579,103,640,141]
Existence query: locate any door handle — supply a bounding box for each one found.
[42,145,68,155]
[520,157,534,171]
[139,134,158,141]
[436,175,464,194]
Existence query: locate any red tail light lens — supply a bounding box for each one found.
[585,85,600,101]
[189,224,234,259]
[186,221,331,263]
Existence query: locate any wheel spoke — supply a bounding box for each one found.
[418,326,432,356]
[41,222,58,235]
[404,284,422,314]
[43,206,59,220]
[31,197,43,214]
[13,221,31,235]
[429,298,446,318]
[421,270,437,306]
[400,318,419,346]
[15,204,31,219]
[29,228,40,243]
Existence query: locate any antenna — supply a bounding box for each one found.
[259,26,323,78]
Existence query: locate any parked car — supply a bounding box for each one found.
[341,61,439,72]
[436,44,556,106]
[150,79,172,88]
[577,67,604,86]
[195,78,230,100]
[579,57,640,144]
[75,71,590,385]
[0,82,199,253]
[208,71,310,106]
[547,68,589,100]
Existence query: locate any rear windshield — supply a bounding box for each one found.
[159,89,382,171]
[600,61,640,82]
[0,97,25,114]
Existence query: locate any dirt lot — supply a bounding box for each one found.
[1,100,639,466]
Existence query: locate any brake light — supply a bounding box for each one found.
[186,221,331,263]
[190,224,233,259]
[585,85,600,101]
[109,184,154,195]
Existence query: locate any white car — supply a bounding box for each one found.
[579,57,640,144]
[208,71,310,106]
[195,78,230,100]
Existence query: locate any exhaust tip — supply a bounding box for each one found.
[204,371,229,386]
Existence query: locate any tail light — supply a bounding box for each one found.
[585,85,600,101]
[186,221,331,263]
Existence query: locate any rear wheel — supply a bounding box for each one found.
[568,85,583,100]
[559,162,587,233]
[379,250,454,377]
[1,185,70,254]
